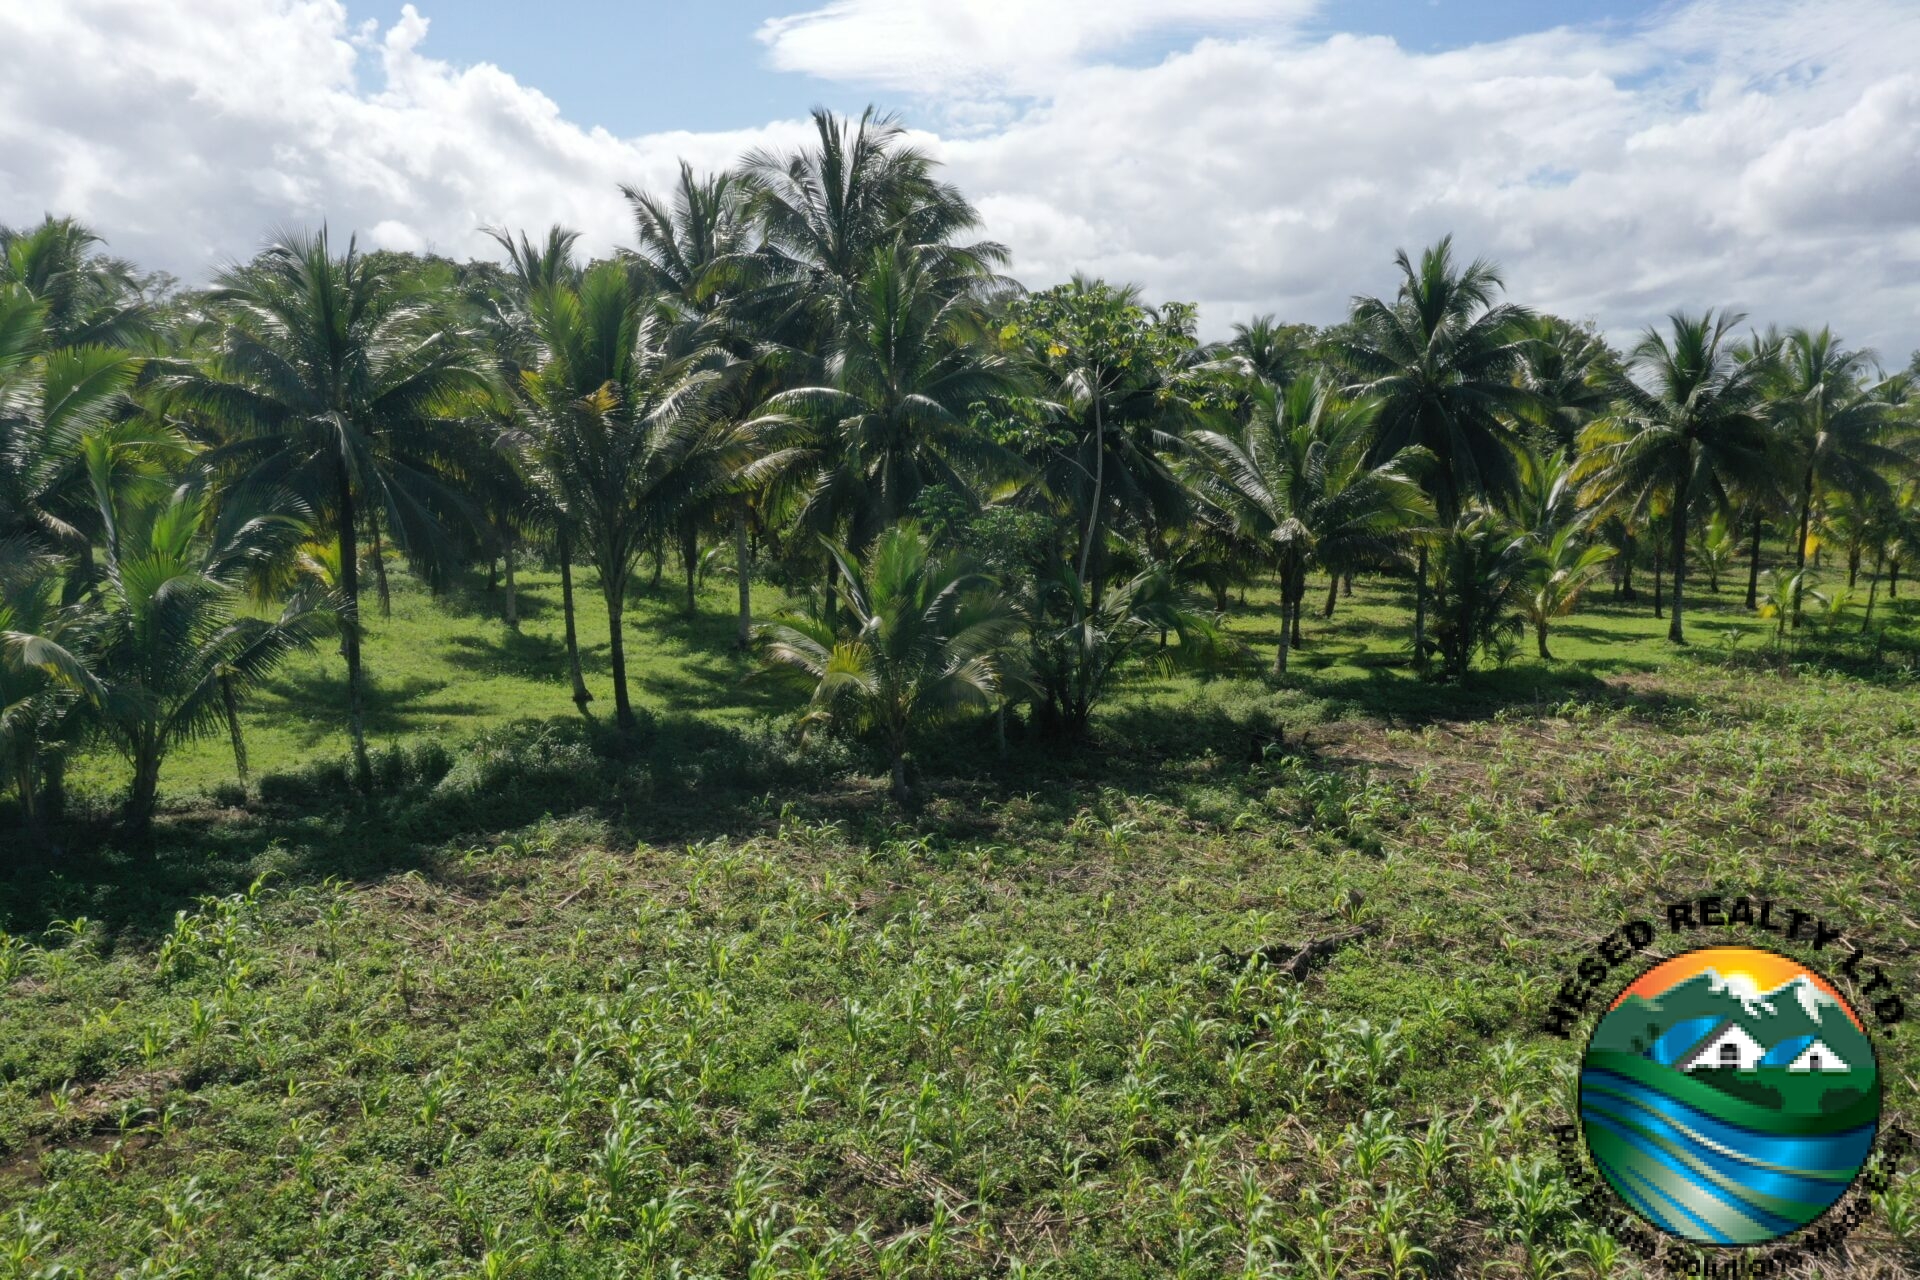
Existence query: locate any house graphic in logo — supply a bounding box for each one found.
[1579,946,1882,1246]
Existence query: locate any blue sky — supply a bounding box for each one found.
[5,0,1916,353]
[348,0,1677,135]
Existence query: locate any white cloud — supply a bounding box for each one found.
[756,0,1318,96]
[1,0,1917,359]
[0,1,814,282]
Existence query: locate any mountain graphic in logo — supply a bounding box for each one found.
[1579,945,1881,1245]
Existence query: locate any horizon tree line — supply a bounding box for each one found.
[4,107,1917,825]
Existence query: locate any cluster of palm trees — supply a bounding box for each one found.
[4,108,1917,824]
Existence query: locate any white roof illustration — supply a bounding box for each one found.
[1786,1038,1851,1073]
[1678,1020,1766,1071]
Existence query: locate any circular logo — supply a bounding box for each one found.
[1578,945,1882,1246]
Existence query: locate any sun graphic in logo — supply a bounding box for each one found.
[1579,945,1881,1246]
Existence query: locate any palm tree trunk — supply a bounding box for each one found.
[558,532,592,715]
[1890,556,1901,599]
[336,461,373,792]
[221,672,249,784]
[502,528,518,630]
[1652,543,1664,619]
[734,502,753,650]
[1746,509,1763,610]
[1619,533,1635,601]
[125,739,162,837]
[1412,544,1428,665]
[1322,575,1338,620]
[1343,573,1353,598]
[681,520,699,615]
[1792,467,1814,627]
[369,512,392,618]
[889,749,910,805]
[604,573,635,731]
[1667,480,1688,645]
[1274,576,1294,675]
[1536,620,1552,661]
[1079,387,1107,614]
[1863,548,1883,632]
[1847,539,1861,590]
[12,747,39,834]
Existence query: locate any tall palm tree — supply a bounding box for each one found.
[1575,310,1774,644]
[1222,315,1313,390]
[1337,236,1537,658]
[1188,377,1429,672]
[756,244,1018,556]
[757,522,1018,803]
[739,108,1009,347]
[159,227,491,788]
[1771,328,1907,623]
[516,260,733,729]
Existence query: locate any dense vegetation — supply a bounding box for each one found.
[3,108,1919,1277]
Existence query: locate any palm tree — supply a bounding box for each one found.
[83,465,327,833]
[739,108,1010,346]
[1575,311,1774,644]
[756,244,1018,556]
[1429,510,1532,679]
[757,523,1018,803]
[1,217,156,349]
[0,540,101,835]
[1771,329,1907,625]
[516,261,732,729]
[1222,315,1313,390]
[1518,315,1615,453]
[161,227,490,788]
[1523,524,1615,660]
[1188,377,1429,672]
[1337,237,1537,658]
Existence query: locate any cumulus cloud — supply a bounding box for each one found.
[0,1,814,282]
[756,0,1317,96]
[2,0,1917,357]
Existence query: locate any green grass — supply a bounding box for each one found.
[7,558,1920,1278]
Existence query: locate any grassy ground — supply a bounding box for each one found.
[6,559,1920,1278]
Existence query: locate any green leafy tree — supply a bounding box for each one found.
[1575,310,1774,644]
[1001,278,1211,607]
[757,244,1018,556]
[757,522,1018,802]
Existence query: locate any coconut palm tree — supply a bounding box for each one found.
[756,244,1019,557]
[82,463,327,833]
[1518,315,1615,453]
[1337,237,1537,658]
[757,522,1018,803]
[516,260,733,729]
[1575,310,1774,644]
[1187,377,1429,672]
[161,227,491,788]
[1,217,156,349]
[1429,510,1532,679]
[0,539,101,835]
[1522,525,1615,660]
[1771,329,1906,623]
[739,108,1010,347]
[1222,315,1313,390]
